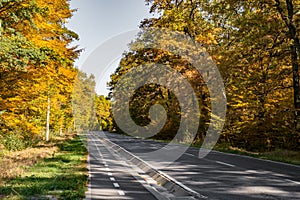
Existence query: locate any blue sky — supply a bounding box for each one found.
[66,0,153,95]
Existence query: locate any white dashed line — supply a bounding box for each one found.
[110,177,116,181]
[108,172,113,176]
[105,167,110,171]
[185,153,195,157]
[118,190,125,196]
[216,161,235,167]
[113,183,120,188]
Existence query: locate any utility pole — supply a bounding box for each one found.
[46,96,50,141]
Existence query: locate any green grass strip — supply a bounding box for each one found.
[0,134,88,200]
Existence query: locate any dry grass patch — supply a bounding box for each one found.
[0,138,62,183]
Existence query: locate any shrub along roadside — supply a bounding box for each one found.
[0,134,87,200]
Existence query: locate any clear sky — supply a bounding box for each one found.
[66,0,153,95]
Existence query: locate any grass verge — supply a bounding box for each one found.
[0,134,87,200]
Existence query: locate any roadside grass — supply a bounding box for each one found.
[0,134,87,200]
[0,144,58,182]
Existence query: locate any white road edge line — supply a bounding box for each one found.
[85,135,92,200]
[216,161,235,167]
[285,179,300,185]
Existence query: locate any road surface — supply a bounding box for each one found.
[86,131,300,200]
[86,133,158,200]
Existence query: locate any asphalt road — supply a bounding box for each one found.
[86,133,158,200]
[93,131,300,200]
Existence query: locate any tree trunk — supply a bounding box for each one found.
[291,46,300,130]
[275,0,300,130]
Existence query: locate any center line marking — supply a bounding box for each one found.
[110,177,116,181]
[113,183,120,188]
[216,161,235,167]
[185,153,195,157]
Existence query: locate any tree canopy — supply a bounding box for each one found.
[0,0,81,150]
[109,0,300,151]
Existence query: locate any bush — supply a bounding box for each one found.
[1,130,40,151]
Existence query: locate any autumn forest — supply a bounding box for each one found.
[1,0,300,153]
[0,0,101,151]
[108,0,300,151]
